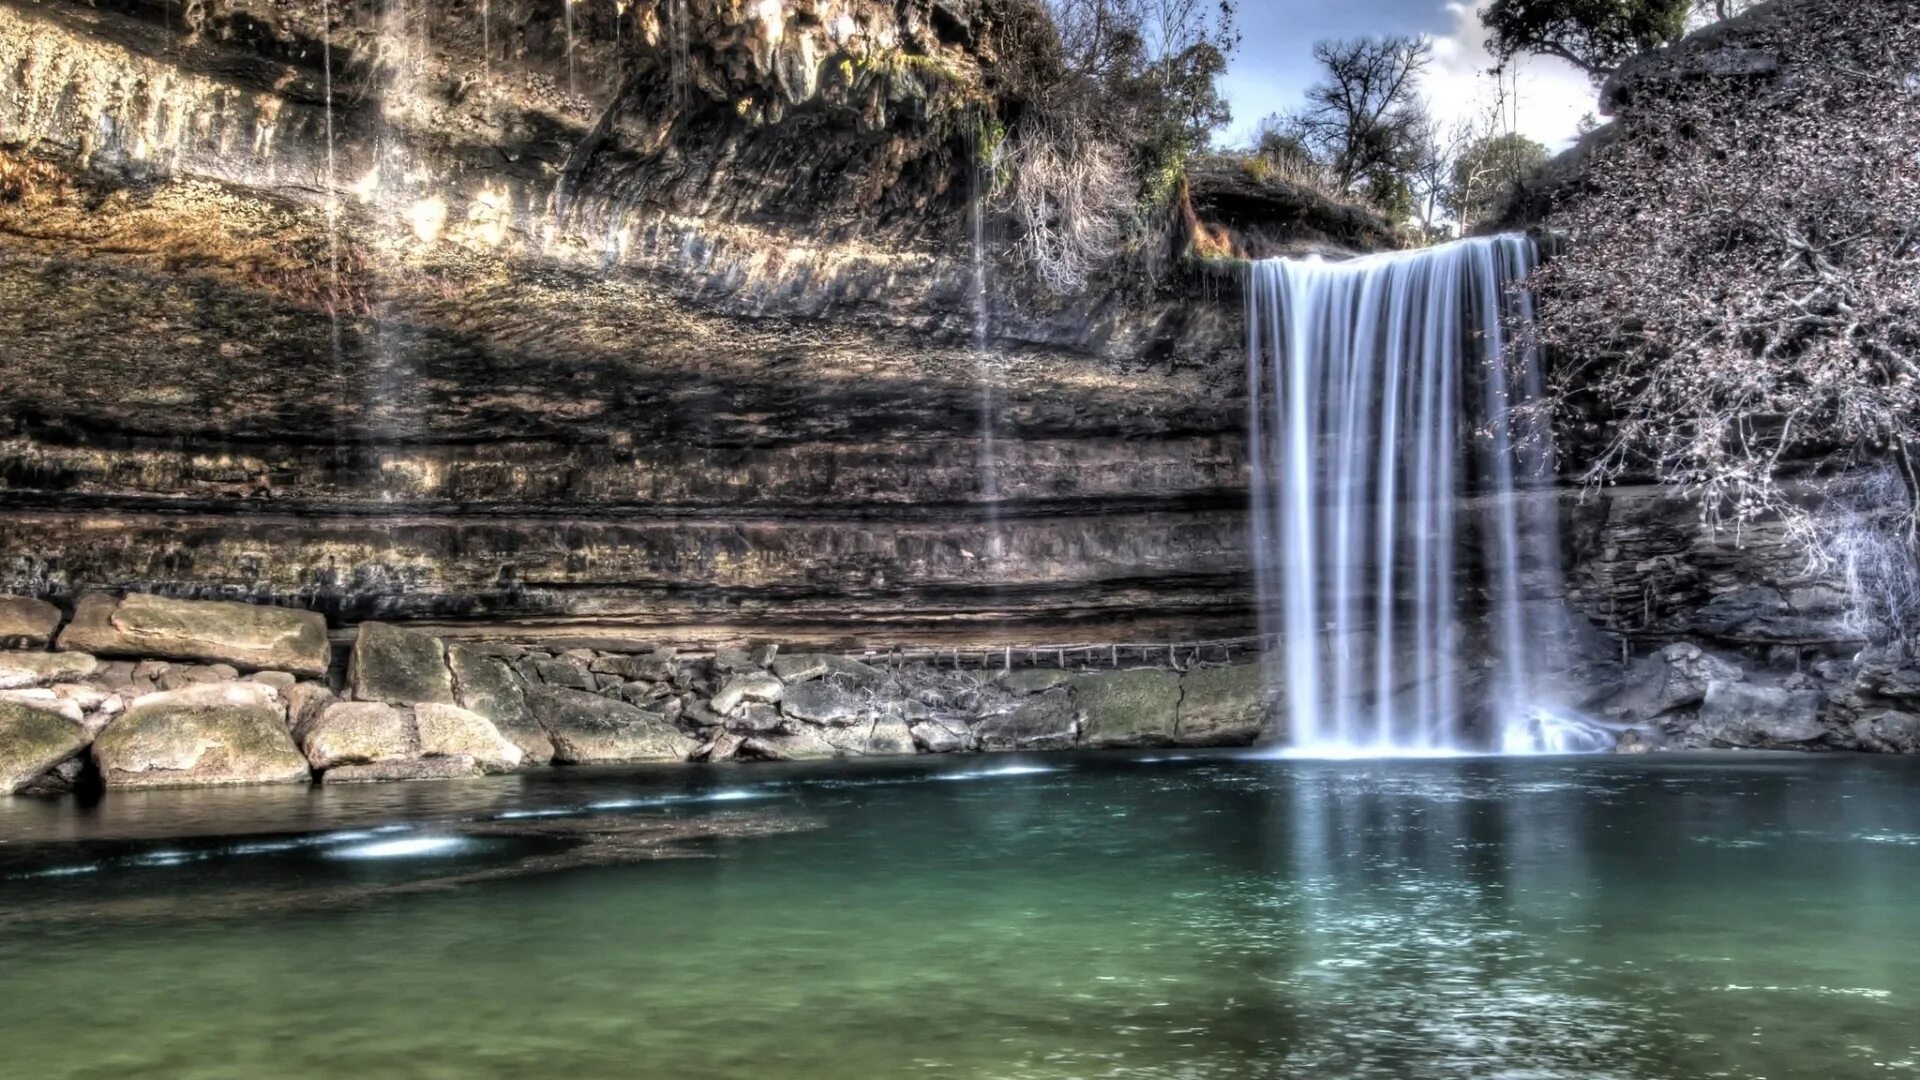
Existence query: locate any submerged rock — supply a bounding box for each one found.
[92,684,308,788]
[0,700,91,794]
[527,687,699,764]
[1074,669,1180,748]
[56,593,329,677]
[323,756,484,783]
[0,598,61,649]
[0,650,97,691]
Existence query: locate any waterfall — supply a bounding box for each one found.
[1246,235,1593,755]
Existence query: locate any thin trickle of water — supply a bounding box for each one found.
[1247,235,1584,755]
[970,141,1003,565]
[564,0,578,94]
[319,0,342,367]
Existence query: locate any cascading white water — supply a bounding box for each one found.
[1247,235,1593,755]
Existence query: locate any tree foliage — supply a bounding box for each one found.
[1534,0,1920,631]
[1480,0,1690,78]
[1447,132,1549,230]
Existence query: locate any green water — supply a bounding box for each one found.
[3,752,1919,1079]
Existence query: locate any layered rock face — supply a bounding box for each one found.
[0,0,1274,646]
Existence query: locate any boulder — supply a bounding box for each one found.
[770,653,831,683]
[821,655,886,688]
[699,731,747,763]
[0,650,98,691]
[781,681,863,724]
[910,715,974,753]
[709,648,760,675]
[0,597,61,649]
[527,687,700,764]
[1690,681,1828,747]
[92,685,309,788]
[1846,710,1920,754]
[974,689,1078,752]
[300,701,417,770]
[1,699,91,794]
[1614,728,1657,754]
[348,622,456,706]
[248,671,298,690]
[414,703,523,773]
[1176,663,1271,746]
[713,672,784,715]
[1074,669,1180,748]
[447,646,555,765]
[1602,643,1744,723]
[324,756,485,783]
[57,593,329,677]
[822,718,917,757]
[738,728,840,761]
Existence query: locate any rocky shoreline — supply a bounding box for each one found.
[1,592,1270,796]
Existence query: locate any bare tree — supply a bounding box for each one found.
[1289,37,1434,194]
[1535,0,1920,635]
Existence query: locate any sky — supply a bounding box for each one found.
[1216,0,1601,151]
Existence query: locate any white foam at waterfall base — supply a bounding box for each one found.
[1245,235,1595,756]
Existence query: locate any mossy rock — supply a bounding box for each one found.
[1073,669,1180,749]
[93,688,309,789]
[57,593,329,677]
[1,700,90,794]
[1177,663,1272,747]
[348,622,456,706]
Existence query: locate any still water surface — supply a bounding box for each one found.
[3,752,1918,1079]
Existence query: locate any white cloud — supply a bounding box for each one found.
[1420,2,1597,150]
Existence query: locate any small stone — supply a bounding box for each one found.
[749,644,779,667]
[92,661,137,691]
[133,660,171,680]
[710,648,758,675]
[249,671,298,690]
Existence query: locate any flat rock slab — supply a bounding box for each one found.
[92,685,309,789]
[527,687,699,764]
[713,672,783,714]
[1176,663,1270,747]
[349,622,456,706]
[57,593,329,677]
[1,700,91,794]
[448,646,555,765]
[1074,669,1180,748]
[0,650,97,691]
[0,597,61,649]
